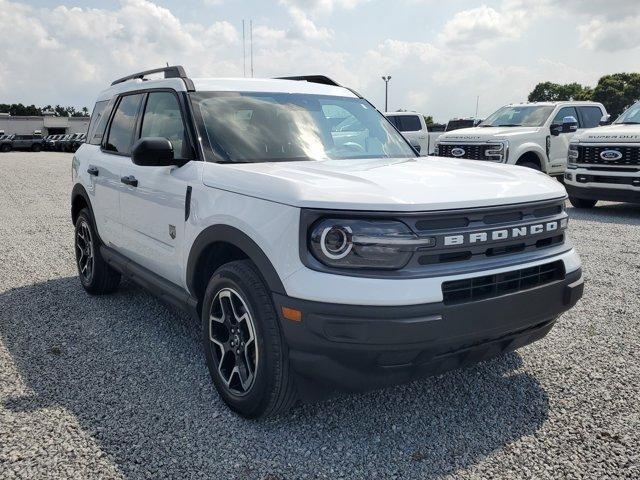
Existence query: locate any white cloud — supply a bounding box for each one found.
[279,0,370,13]
[578,15,640,52]
[285,5,332,40]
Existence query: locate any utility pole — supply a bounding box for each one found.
[475,95,480,119]
[242,20,246,77]
[250,20,254,78]
[381,76,391,112]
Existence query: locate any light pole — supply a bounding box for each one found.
[381,75,391,112]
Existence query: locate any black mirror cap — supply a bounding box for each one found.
[599,114,612,126]
[561,116,578,134]
[550,124,562,136]
[131,137,175,167]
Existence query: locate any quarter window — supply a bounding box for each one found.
[140,92,188,159]
[88,100,111,145]
[397,115,422,132]
[105,94,143,154]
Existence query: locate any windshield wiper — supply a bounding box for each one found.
[495,124,522,127]
[619,121,640,125]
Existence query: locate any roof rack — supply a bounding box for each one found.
[111,65,195,91]
[276,75,342,87]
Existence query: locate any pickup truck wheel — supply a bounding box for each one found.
[0,144,11,153]
[518,161,541,171]
[74,209,121,294]
[569,197,597,209]
[202,260,297,418]
[31,144,42,152]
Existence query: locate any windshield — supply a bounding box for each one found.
[614,101,640,124]
[480,105,554,127]
[192,92,416,163]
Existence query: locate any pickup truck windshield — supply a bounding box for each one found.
[480,106,554,128]
[614,101,640,124]
[192,92,416,163]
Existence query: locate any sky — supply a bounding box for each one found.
[1,0,639,121]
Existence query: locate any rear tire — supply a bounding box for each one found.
[202,260,297,418]
[569,197,597,209]
[0,144,11,153]
[74,208,121,294]
[518,161,541,171]
[31,144,42,152]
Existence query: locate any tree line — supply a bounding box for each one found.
[0,104,90,117]
[528,73,640,118]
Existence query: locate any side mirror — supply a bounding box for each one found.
[599,114,612,126]
[410,141,421,154]
[561,116,578,134]
[131,137,175,167]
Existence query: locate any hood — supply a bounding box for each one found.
[202,157,566,211]
[574,124,640,143]
[438,126,540,142]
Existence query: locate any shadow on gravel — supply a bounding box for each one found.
[1,277,550,479]
[567,202,640,225]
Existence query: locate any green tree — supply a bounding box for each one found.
[423,115,434,124]
[591,73,640,118]
[528,81,592,102]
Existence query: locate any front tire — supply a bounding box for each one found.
[569,197,597,209]
[517,161,541,171]
[0,144,11,153]
[202,260,297,418]
[74,208,121,294]
[31,144,42,152]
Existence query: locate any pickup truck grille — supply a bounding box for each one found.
[575,173,640,187]
[576,145,640,167]
[442,260,565,305]
[437,143,502,161]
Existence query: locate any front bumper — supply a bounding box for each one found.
[274,268,583,398]
[565,183,640,204]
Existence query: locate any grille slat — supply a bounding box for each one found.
[442,261,565,305]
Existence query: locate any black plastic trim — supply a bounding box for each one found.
[101,245,198,317]
[185,186,192,221]
[565,183,640,204]
[186,225,286,296]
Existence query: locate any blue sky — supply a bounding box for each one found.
[2,0,639,121]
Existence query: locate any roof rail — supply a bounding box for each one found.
[276,75,342,87]
[111,65,195,91]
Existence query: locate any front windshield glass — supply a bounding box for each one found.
[614,101,640,124]
[480,105,554,127]
[192,92,416,163]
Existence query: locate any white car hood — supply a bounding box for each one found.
[438,126,540,141]
[202,157,566,211]
[574,124,640,143]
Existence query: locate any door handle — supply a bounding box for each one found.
[87,166,99,176]
[120,175,138,187]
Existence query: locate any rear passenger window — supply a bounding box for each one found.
[397,115,421,132]
[579,106,603,128]
[105,94,143,154]
[140,92,189,159]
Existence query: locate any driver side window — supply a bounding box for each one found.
[552,107,578,126]
[140,91,190,160]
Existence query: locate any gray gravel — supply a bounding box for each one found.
[0,151,638,479]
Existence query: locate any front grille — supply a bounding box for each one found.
[576,174,640,186]
[402,199,568,268]
[442,261,565,305]
[438,143,501,161]
[577,145,640,167]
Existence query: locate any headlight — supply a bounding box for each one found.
[485,140,508,162]
[309,219,434,270]
[568,143,579,163]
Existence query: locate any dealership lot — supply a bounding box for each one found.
[0,152,638,479]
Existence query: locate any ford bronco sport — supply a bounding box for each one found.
[71,66,584,418]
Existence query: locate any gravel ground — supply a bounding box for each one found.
[0,152,638,479]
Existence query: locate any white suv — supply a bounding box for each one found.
[434,102,607,177]
[71,66,584,418]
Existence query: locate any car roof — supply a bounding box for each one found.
[96,77,358,102]
[507,101,604,107]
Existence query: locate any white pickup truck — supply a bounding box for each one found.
[434,102,608,177]
[385,112,442,155]
[564,100,640,207]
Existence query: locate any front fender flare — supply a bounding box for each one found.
[186,225,286,296]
